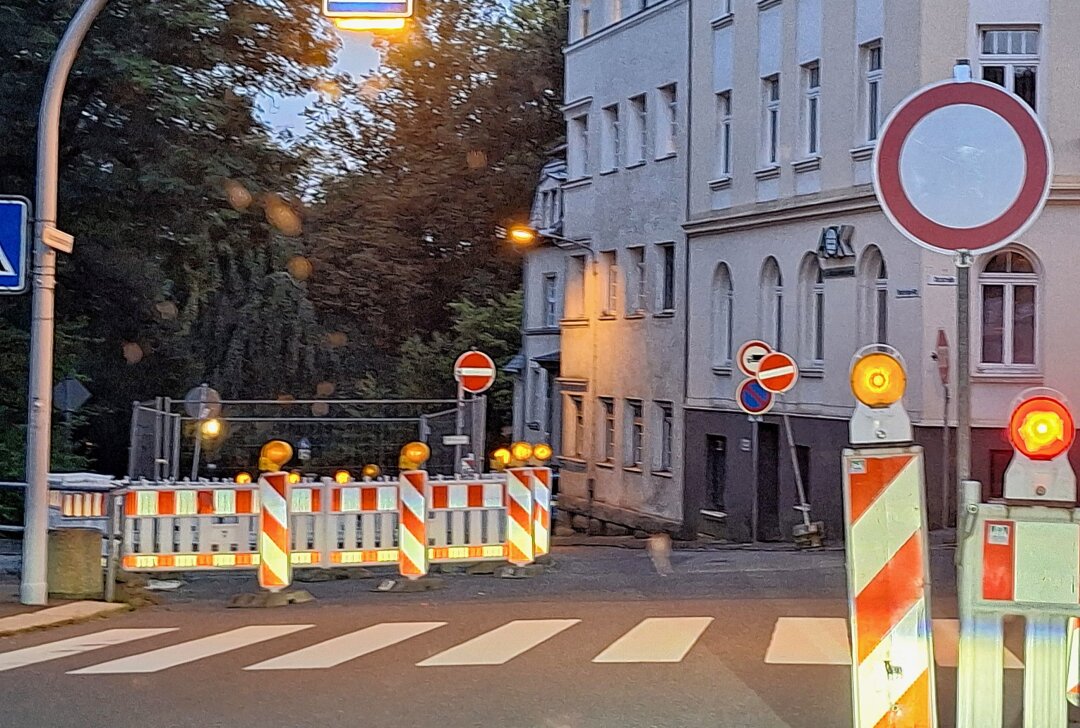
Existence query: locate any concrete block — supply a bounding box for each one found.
[554,524,575,537]
[294,568,349,583]
[588,518,605,536]
[226,589,316,608]
[465,561,507,575]
[634,530,650,539]
[571,515,590,532]
[605,523,631,536]
[47,528,103,600]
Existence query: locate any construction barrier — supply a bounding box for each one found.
[956,479,1077,728]
[531,467,552,557]
[505,467,534,566]
[842,446,937,728]
[117,472,529,583]
[258,472,290,591]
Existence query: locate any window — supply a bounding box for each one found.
[980,250,1038,368]
[658,243,675,312]
[542,273,558,327]
[800,255,824,365]
[862,41,883,142]
[626,400,644,467]
[566,254,587,319]
[570,114,590,179]
[980,28,1038,110]
[657,84,678,158]
[657,402,673,472]
[762,75,780,165]
[599,398,615,462]
[712,263,734,367]
[716,91,733,176]
[600,251,618,315]
[530,367,545,421]
[760,257,783,349]
[858,246,888,345]
[719,0,732,14]
[566,395,584,458]
[626,246,647,314]
[628,94,648,164]
[602,104,621,172]
[610,0,622,23]
[578,0,591,38]
[802,62,821,156]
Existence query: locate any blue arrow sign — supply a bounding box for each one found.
[0,197,29,295]
[323,0,412,16]
[737,378,774,416]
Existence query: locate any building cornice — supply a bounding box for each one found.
[684,187,879,237]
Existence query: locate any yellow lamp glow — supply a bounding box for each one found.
[533,443,553,462]
[1009,396,1075,460]
[334,17,406,30]
[199,418,223,438]
[510,441,534,462]
[259,440,293,472]
[508,226,538,246]
[850,352,907,408]
[287,470,302,485]
[362,464,381,479]
[491,447,511,471]
[399,441,431,470]
[235,472,252,485]
[334,470,352,484]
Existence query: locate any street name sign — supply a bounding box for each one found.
[0,197,29,295]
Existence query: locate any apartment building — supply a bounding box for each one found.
[518,0,1080,541]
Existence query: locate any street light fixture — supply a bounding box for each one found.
[505,225,594,257]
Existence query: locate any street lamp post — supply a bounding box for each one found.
[505,225,594,258]
[22,0,110,605]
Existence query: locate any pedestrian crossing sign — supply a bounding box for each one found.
[0,196,29,295]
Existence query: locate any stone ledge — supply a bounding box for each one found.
[557,495,686,537]
[0,601,129,636]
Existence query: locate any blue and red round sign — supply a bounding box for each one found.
[737,378,774,416]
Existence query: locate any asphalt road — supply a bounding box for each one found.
[0,545,1046,728]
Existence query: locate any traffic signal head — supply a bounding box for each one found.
[334,470,352,484]
[362,464,381,480]
[399,441,431,471]
[259,440,293,472]
[850,348,907,408]
[1009,394,1075,461]
[533,443,553,462]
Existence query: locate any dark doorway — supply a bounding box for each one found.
[756,423,781,541]
[705,436,727,512]
[795,444,811,505]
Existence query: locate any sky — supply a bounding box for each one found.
[258,29,381,137]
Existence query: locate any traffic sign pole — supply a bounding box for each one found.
[956,249,973,522]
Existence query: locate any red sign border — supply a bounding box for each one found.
[756,351,799,394]
[874,80,1052,255]
[453,350,497,394]
[736,339,773,378]
[736,377,775,416]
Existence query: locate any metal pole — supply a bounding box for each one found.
[190,384,208,481]
[942,384,951,528]
[782,413,812,529]
[750,417,760,543]
[956,251,972,519]
[22,0,110,606]
[454,384,465,475]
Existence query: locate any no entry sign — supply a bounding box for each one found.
[873,79,1052,255]
[737,378,774,416]
[757,352,799,394]
[454,351,497,394]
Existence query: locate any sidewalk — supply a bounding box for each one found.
[0,562,128,636]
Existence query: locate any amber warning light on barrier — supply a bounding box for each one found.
[1008,395,1075,461]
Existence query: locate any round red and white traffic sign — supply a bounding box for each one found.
[737,340,773,377]
[873,79,1052,255]
[757,352,799,394]
[454,350,497,394]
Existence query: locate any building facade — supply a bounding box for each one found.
[519,0,1080,541]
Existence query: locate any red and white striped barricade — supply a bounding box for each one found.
[505,468,534,567]
[530,467,552,558]
[327,477,400,566]
[426,476,507,562]
[258,472,291,592]
[842,446,937,728]
[956,480,1080,728]
[398,470,429,580]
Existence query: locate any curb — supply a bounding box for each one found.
[0,601,130,637]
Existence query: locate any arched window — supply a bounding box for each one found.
[979,249,1038,367]
[858,246,888,345]
[799,254,825,365]
[712,263,734,367]
[759,257,783,349]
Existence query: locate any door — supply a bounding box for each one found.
[705,436,727,512]
[756,423,781,541]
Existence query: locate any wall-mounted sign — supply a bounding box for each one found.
[817,225,856,259]
[896,288,920,299]
[927,275,958,286]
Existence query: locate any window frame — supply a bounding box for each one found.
[712,262,734,368]
[978,249,1040,371]
[570,114,590,179]
[979,26,1039,111]
[566,394,585,459]
[599,397,616,463]
[542,272,559,328]
[760,257,783,350]
[626,245,647,315]
[628,94,648,165]
[657,84,678,159]
[862,41,883,143]
[657,402,674,473]
[802,61,821,157]
[600,250,618,316]
[601,103,621,172]
[658,243,676,313]
[716,90,733,177]
[625,399,645,468]
[762,74,781,166]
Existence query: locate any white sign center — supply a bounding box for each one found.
[899,104,1026,230]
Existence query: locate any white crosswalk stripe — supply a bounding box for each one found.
[763,617,1024,668]
[69,625,312,674]
[592,617,714,663]
[0,628,177,672]
[245,622,446,670]
[416,619,580,667]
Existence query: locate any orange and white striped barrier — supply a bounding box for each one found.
[531,467,552,557]
[842,446,937,728]
[1067,618,1079,708]
[506,467,534,566]
[258,472,291,592]
[398,470,428,580]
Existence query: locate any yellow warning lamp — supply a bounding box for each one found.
[1009,395,1075,461]
[850,351,907,408]
[362,464,381,480]
[533,443,553,463]
[334,469,352,484]
[199,418,223,438]
[287,470,302,485]
[234,472,253,485]
[509,441,534,466]
[258,440,293,472]
[399,441,431,471]
[490,447,511,472]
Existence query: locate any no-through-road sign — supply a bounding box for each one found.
[737,378,774,416]
[0,197,29,295]
[873,79,1052,255]
[454,350,497,394]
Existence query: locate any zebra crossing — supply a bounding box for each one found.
[0,614,1022,676]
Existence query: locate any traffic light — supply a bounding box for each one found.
[1004,389,1077,503]
[848,345,912,446]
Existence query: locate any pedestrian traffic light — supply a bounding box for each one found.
[1004,389,1077,503]
[399,441,430,471]
[259,440,293,472]
[533,443,553,462]
[334,470,351,484]
[848,345,912,446]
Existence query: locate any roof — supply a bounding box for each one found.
[503,353,526,373]
[533,351,561,364]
